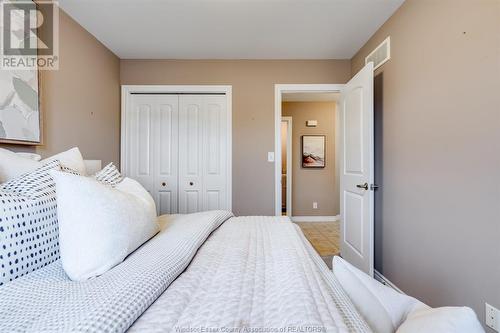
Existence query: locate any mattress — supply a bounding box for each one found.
[0,212,372,333]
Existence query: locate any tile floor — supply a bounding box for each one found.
[295,221,340,269]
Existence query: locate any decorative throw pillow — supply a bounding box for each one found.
[396,306,484,333]
[60,165,83,176]
[0,161,62,286]
[41,147,87,176]
[94,162,123,187]
[332,256,427,333]
[0,148,41,183]
[1,160,61,199]
[50,171,158,281]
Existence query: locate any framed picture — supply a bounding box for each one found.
[0,0,42,145]
[302,135,326,168]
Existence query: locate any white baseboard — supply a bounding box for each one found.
[374,270,405,294]
[291,215,340,222]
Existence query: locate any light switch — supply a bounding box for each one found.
[267,152,275,162]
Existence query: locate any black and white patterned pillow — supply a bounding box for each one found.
[0,161,61,285]
[94,163,123,187]
[0,160,61,199]
[60,165,82,176]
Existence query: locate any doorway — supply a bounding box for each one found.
[275,85,343,268]
[275,84,343,217]
[275,64,375,275]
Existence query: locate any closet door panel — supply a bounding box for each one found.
[127,95,179,215]
[202,96,228,211]
[154,96,179,215]
[128,96,155,195]
[128,93,228,216]
[137,106,151,175]
[158,191,172,214]
[179,96,203,214]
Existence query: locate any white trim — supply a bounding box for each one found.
[274,84,344,216]
[291,215,340,222]
[374,270,405,294]
[281,116,293,217]
[121,85,233,211]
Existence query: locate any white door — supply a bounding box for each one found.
[178,95,228,213]
[125,93,229,215]
[339,62,374,276]
[154,95,179,215]
[126,94,179,215]
[202,95,228,211]
[178,95,204,213]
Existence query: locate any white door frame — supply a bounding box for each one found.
[281,116,293,216]
[274,84,344,216]
[121,85,233,211]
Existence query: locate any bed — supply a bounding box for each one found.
[0,148,485,333]
[0,211,372,333]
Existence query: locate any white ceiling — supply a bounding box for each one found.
[59,0,404,60]
[283,92,340,102]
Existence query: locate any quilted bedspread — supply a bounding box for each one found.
[0,212,372,333]
[0,210,232,333]
[129,216,372,333]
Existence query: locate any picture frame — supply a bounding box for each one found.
[0,0,43,145]
[302,135,325,168]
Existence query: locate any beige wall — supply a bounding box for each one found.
[0,10,121,166]
[351,0,500,329]
[282,102,338,216]
[120,60,351,215]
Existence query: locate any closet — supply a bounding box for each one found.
[122,92,229,215]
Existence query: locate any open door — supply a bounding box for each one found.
[339,62,374,277]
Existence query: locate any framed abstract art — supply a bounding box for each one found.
[0,0,42,145]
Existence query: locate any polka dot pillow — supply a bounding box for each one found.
[1,160,61,199]
[0,161,61,286]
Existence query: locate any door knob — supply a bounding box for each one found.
[189,182,194,186]
[356,183,369,190]
[161,182,166,187]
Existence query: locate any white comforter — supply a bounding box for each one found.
[129,216,372,333]
[0,211,372,333]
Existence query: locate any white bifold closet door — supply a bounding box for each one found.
[178,95,228,214]
[127,95,179,215]
[126,94,228,215]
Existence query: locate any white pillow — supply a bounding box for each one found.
[396,307,484,333]
[332,256,427,333]
[50,171,159,281]
[42,147,87,176]
[16,152,42,161]
[0,148,41,183]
